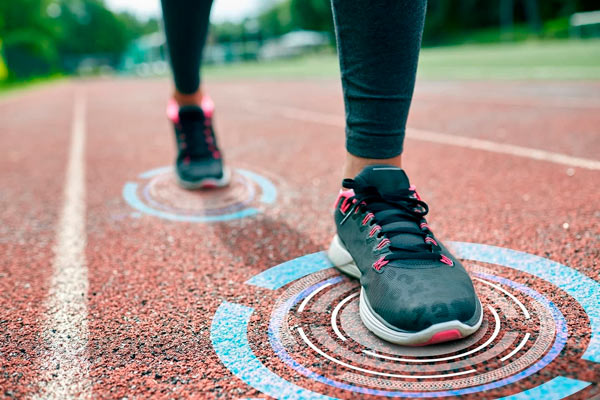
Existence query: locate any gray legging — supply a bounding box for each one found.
[160,0,427,159]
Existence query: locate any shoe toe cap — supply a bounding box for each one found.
[176,158,224,182]
[366,268,480,332]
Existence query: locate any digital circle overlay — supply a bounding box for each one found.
[122,166,277,222]
[211,242,599,399]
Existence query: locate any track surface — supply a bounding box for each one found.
[1,78,599,399]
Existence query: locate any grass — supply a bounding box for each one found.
[202,39,600,81]
[418,39,600,80]
[2,39,598,96]
[0,74,65,97]
[203,51,340,79]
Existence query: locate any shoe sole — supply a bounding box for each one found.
[176,167,232,190]
[327,234,483,346]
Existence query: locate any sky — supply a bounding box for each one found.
[105,0,267,22]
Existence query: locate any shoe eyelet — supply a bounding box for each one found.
[368,225,381,238]
[440,255,454,266]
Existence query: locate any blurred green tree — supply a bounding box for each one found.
[0,0,159,80]
[290,0,333,38]
[55,1,129,58]
[0,0,60,78]
[257,0,295,39]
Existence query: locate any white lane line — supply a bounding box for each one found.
[475,277,530,320]
[298,283,333,313]
[331,292,359,341]
[245,102,600,171]
[363,305,500,363]
[408,128,600,171]
[415,91,600,110]
[297,328,476,379]
[35,93,90,399]
[501,333,531,362]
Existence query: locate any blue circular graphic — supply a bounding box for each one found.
[122,166,277,222]
[211,242,599,399]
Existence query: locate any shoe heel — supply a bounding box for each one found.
[328,235,361,279]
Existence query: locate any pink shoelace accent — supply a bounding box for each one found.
[425,237,438,246]
[354,201,366,214]
[420,222,430,230]
[334,189,355,211]
[340,197,352,213]
[409,185,422,201]
[376,238,391,250]
[204,125,221,159]
[440,255,454,266]
[362,212,374,225]
[369,225,381,237]
[372,257,389,272]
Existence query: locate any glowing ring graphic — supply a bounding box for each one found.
[122,166,277,222]
[211,242,598,399]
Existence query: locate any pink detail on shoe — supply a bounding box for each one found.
[372,256,389,272]
[335,189,355,212]
[183,156,191,165]
[417,329,462,346]
[369,225,381,237]
[212,150,221,159]
[362,213,374,225]
[420,222,430,230]
[168,95,214,124]
[425,237,438,246]
[376,238,390,250]
[167,98,180,124]
[353,200,367,214]
[409,185,422,201]
[440,255,454,266]
[201,95,214,118]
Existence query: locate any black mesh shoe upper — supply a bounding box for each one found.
[173,105,224,183]
[334,165,481,332]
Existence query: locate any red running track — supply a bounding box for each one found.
[0,78,599,399]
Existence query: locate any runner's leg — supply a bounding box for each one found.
[160,0,214,105]
[331,0,427,177]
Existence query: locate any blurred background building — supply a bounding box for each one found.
[1,0,599,86]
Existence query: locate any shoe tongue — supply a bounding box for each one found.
[178,105,204,121]
[354,165,410,195]
[356,166,423,255]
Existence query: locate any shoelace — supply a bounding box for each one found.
[177,114,220,159]
[340,178,451,266]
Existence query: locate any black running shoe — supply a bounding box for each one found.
[327,165,482,345]
[167,97,230,189]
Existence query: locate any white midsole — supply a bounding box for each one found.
[327,234,483,345]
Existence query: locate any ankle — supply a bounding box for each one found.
[173,89,203,107]
[343,152,402,180]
